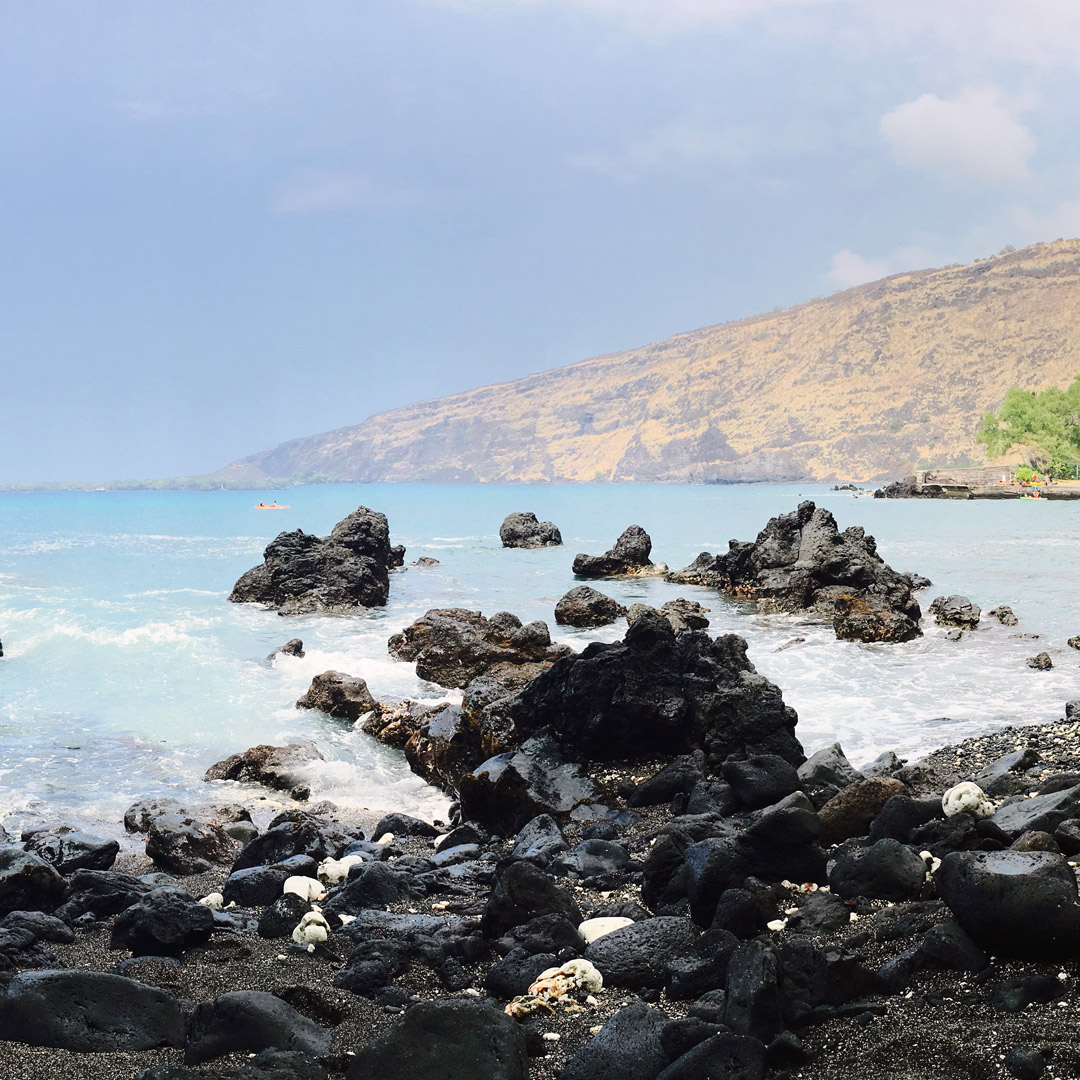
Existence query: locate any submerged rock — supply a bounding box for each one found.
[572,525,659,578]
[204,741,323,798]
[929,595,981,629]
[554,586,627,627]
[833,592,921,644]
[499,512,562,549]
[229,505,400,614]
[296,670,379,722]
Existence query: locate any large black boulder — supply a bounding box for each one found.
[346,999,528,1080]
[828,839,927,901]
[572,525,655,578]
[500,512,562,549]
[481,859,582,939]
[458,732,599,836]
[554,586,628,627]
[0,846,66,915]
[502,610,803,768]
[185,991,332,1065]
[559,1002,669,1080]
[584,917,699,989]
[935,850,1080,958]
[229,506,399,614]
[146,814,238,876]
[22,826,119,873]
[0,970,184,1051]
[111,886,216,956]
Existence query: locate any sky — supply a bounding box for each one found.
[5,1,1080,483]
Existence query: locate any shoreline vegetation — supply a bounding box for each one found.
[3,503,1080,1078]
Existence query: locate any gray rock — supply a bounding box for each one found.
[346,999,528,1080]
[989,784,1080,840]
[296,670,378,721]
[23,826,119,873]
[0,970,184,1051]
[797,742,863,790]
[185,990,332,1066]
[500,512,562,549]
[554,586,627,627]
[585,916,699,988]
[146,814,237,876]
[558,1002,669,1080]
[929,595,981,629]
[110,886,216,956]
[572,525,655,578]
[936,850,1080,958]
[0,846,66,916]
[829,838,927,901]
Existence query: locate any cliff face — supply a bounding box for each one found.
[214,240,1080,485]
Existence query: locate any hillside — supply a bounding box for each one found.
[212,239,1080,485]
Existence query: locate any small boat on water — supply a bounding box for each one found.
[255,502,290,509]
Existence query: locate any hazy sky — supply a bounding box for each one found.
[5,0,1080,482]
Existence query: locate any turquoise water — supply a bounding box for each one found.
[1,484,1078,838]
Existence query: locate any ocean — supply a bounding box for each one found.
[1,483,1077,840]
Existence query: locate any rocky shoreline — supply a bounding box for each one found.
[3,503,1079,1080]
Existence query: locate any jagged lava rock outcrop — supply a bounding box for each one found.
[572,525,661,578]
[503,608,803,768]
[499,512,562,548]
[668,501,921,641]
[229,505,401,614]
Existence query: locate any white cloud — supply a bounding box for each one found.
[271,170,413,214]
[1007,199,1080,245]
[880,88,1035,185]
[572,121,745,181]
[828,250,892,289]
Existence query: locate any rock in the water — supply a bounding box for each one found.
[988,606,1018,626]
[229,506,399,614]
[296,671,379,721]
[346,999,528,1080]
[658,598,711,632]
[145,815,238,876]
[110,886,216,956]
[268,638,306,662]
[503,610,803,768]
[388,608,571,689]
[0,970,184,1051]
[22,826,119,873]
[500,512,562,549]
[936,850,1080,958]
[666,502,921,642]
[204,742,323,797]
[572,525,657,578]
[929,595,981,629]
[1027,652,1053,671]
[185,990,332,1066]
[833,592,921,643]
[0,846,67,915]
[554,586,627,627]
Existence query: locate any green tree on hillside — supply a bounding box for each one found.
[977,376,1080,468]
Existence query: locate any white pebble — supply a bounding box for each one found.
[578,917,633,945]
[198,892,225,911]
[463,988,481,997]
[292,910,330,946]
[376,832,395,845]
[941,781,993,819]
[318,854,364,885]
[543,1032,561,1042]
[283,876,326,902]
[766,919,787,931]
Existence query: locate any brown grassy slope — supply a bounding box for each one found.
[215,239,1080,484]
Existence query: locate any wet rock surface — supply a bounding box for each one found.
[229,506,401,615]
[554,586,627,627]
[296,672,380,723]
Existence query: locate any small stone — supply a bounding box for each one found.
[942,782,993,819]
[578,917,634,945]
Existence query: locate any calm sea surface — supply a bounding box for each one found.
[1,483,1077,838]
